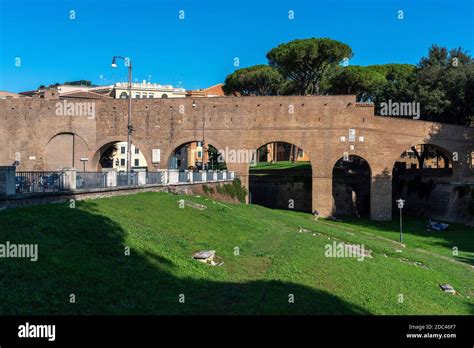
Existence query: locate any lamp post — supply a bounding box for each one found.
[111,56,133,185]
[193,99,207,171]
[396,198,405,243]
[80,157,89,172]
[202,103,207,171]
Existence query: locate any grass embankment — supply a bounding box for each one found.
[250,161,311,171]
[0,192,472,315]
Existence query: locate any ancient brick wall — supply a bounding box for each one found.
[0,96,472,220]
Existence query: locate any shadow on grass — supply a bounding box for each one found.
[0,202,370,315]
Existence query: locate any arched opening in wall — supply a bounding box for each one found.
[91,141,149,172]
[249,142,312,212]
[332,155,371,217]
[44,133,88,171]
[392,143,453,219]
[168,141,226,171]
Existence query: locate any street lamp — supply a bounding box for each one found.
[193,99,207,171]
[111,56,133,185]
[396,198,405,243]
[80,157,89,172]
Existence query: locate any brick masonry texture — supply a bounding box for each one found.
[0,95,473,220]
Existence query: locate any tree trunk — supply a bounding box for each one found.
[289,144,295,163]
[411,145,428,169]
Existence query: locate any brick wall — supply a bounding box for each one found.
[0,96,472,220]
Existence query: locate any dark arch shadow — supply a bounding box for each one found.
[332,155,371,217]
[392,143,454,220]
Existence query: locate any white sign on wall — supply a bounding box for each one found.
[348,129,356,142]
[152,149,161,164]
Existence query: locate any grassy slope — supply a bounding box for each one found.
[250,161,311,171]
[0,192,472,315]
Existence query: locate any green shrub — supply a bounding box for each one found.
[215,178,248,203]
[202,184,215,195]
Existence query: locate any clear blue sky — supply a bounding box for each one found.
[0,0,472,92]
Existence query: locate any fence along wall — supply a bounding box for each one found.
[1,167,235,198]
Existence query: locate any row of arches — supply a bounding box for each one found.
[42,133,459,219]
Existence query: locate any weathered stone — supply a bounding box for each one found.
[439,284,455,294]
[178,199,207,210]
[193,250,215,260]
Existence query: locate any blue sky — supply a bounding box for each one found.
[0,0,472,92]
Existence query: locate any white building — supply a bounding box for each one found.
[20,81,186,99]
[112,142,148,171]
[112,81,186,99]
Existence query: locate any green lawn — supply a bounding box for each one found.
[250,160,312,171]
[0,192,472,315]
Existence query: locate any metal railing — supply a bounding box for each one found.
[76,172,108,190]
[15,171,64,194]
[11,169,235,195]
[117,172,138,187]
[178,171,189,183]
[146,172,162,185]
[192,172,203,182]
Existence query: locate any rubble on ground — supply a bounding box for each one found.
[178,199,207,210]
[439,284,456,294]
[192,250,224,266]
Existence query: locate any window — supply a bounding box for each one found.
[161,93,168,99]
[197,151,202,158]
[298,150,304,158]
[148,93,154,98]
[135,93,140,99]
[120,92,128,99]
[134,159,139,167]
[120,159,125,166]
[121,146,126,154]
[135,148,139,154]
[197,142,202,147]
[142,93,147,99]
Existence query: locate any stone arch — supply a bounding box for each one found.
[90,137,126,171]
[248,140,313,212]
[44,132,89,171]
[249,137,315,168]
[163,136,227,169]
[391,142,457,220]
[89,136,151,172]
[389,142,455,172]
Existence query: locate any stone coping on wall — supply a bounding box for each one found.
[0,180,234,210]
